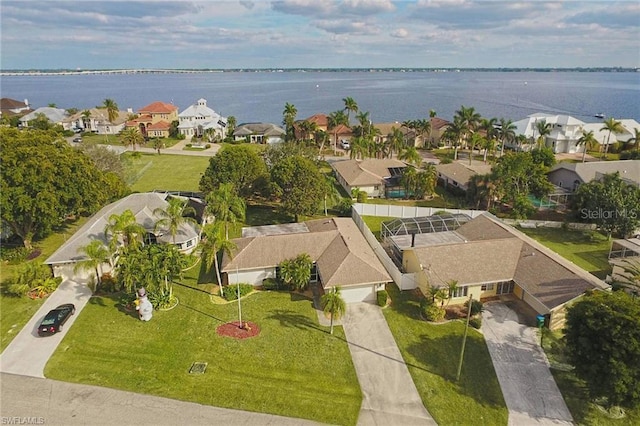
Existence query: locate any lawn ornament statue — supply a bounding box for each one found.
[136,287,153,321]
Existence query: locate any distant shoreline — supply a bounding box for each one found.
[1,67,638,77]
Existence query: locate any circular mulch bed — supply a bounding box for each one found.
[216,321,260,339]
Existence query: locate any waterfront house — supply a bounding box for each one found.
[0,98,31,117]
[581,119,640,151]
[126,101,178,138]
[332,158,407,198]
[429,117,451,147]
[63,108,129,134]
[233,122,285,144]
[221,217,391,303]
[547,160,640,192]
[513,113,586,153]
[177,98,227,140]
[19,107,68,128]
[373,123,420,148]
[45,192,202,281]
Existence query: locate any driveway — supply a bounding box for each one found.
[0,278,92,377]
[342,302,436,425]
[482,301,573,425]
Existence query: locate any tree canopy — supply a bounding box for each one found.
[199,145,267,197]
[270,155,325,221]
[572,172,640,238]
[1,128,128,248]
[564,290,640,408]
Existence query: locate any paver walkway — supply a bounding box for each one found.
[482,301,573,425]
[342,302,436,425]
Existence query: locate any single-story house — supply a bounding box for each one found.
[45,192,201,281]
[221,218,391,303]
[0,98,31,117]
[607,236,640,295]
[19,107,68,128]
[63,108,130,134]
[234,122,285,144]
[547,160,640,192]
[397,213,608,330]
[373,123,420,148]
[177,98,227,140]
[332,158,407,198]
[435,162,479,192]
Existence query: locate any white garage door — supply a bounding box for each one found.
[340,285,376,303]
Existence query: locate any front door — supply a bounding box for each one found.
[496,281,514,295]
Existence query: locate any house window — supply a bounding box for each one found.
[310,262,318,283]
[451,286,468,298]
[481,283,494,291]
[186,240,193,248]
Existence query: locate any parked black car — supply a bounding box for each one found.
[38,304,75,337]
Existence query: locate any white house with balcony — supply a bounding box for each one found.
[513,113,586,154]
[178,98,227,140]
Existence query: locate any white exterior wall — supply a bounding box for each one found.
[227,267,276,286]
[340,283,383,303]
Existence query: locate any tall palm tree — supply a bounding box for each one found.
[576,130,598,163]
[398,146,422,167]
[153,197,198,245]
[481,136,496,163]
[497,118,516,157]
[455,105,481,150]
[74,240,112,289]
[468,133,484,165]
[104,209,146,252]
[328,110,349,154]
[342,97,358,124]
[356,111,372,137]
[225,115,237,142]
[414,119,431,148]
[120,127,144,151]
[600,117,624,158]
[282,103,297,142]
[443,117,465,160]
[81,109,92,130]
[205,183,246,240]
[200,222,236,297]
[102,98,119,124]
[321,286,346,335]
[626,127,640,152]
[388,127,405,158]
[535,119,552,150]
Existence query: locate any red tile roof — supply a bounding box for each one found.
[138,102,177,114]
[147,121,171,131]
[304,114,328,127]
[431,117,450,130]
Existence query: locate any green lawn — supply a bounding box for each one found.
[0,217,89,352]
[364,186,466,209]
[518,227,612,279]
[45,277,361,425]
[361,216,394,241]
[126,153,211,192]
[382,284,508,425]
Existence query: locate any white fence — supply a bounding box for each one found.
[353,203,486,219]
[501,219,596,231]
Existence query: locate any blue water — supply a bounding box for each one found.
[1,71,638,124]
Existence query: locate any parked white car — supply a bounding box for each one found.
[340,140,350,150]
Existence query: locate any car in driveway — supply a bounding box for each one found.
[38,304,75,337]
[72,137,83,143]
[340,139,350,150]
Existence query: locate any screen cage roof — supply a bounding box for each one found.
[381,213,471,239]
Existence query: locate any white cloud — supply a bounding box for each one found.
[391,28,409,38]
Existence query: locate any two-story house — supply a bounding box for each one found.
[177,98,227,140]
[126,101,178,138]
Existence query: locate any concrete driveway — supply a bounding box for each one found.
[482,301,573,425]
[342,303,436,425]
[0,278,92,377]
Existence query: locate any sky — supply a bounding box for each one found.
[1,0,639,70]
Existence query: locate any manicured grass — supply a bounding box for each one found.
[0,217,89,352]
[518,227,612,279]
[45,282,361,425]
[363,186,467,209]
[382,284,508,426]
[542,331,640,425]
[126,153,211,192]
[361,216,395,241]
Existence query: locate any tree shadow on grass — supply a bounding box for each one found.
[406,333,507,410]
[266,309,324,332]
[178,303,225,323]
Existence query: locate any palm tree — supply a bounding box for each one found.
[200,222,236,297]
[387,127,405,158]
[282,103,297,142]
[443,117,465,160]
[535,119,552,150]
[328,110,349,154]
[481,136,496,163]
[356,111,372,137]
[81,109,92,130]
[416,164,438,199]
[75,240,112,289]
[321,286,346,335]
[616,259,640,297]
[205,183,246,240]
[576,130,598,163]
[225,115,237,142]
[455,105,481,150]
[468,133,484,165]
[153,197,198,245]
[398,146,422,167]
[120,127,144,151]
[414,119,431,148]
[342,97,358,124]
[626,127,640,152]
[497,118,516,157]
[104,210,146,252]
[600,117,624,158]
[103,98,119,124]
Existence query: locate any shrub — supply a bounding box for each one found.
[224,283,254,301]
[205,144,211,149]
[376,289,388,307]
[420,299,446,322]
[336,198,354,217]
[469,316,482,329]
[464,299,484,316]
[177,133,186,140]
[185,143,192,148]
[356,190,368,203]
[262,277,285,291]
[620,151,640,160]
[440,157,453,164]
[0,246,30,264]
[99,272,119,293]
